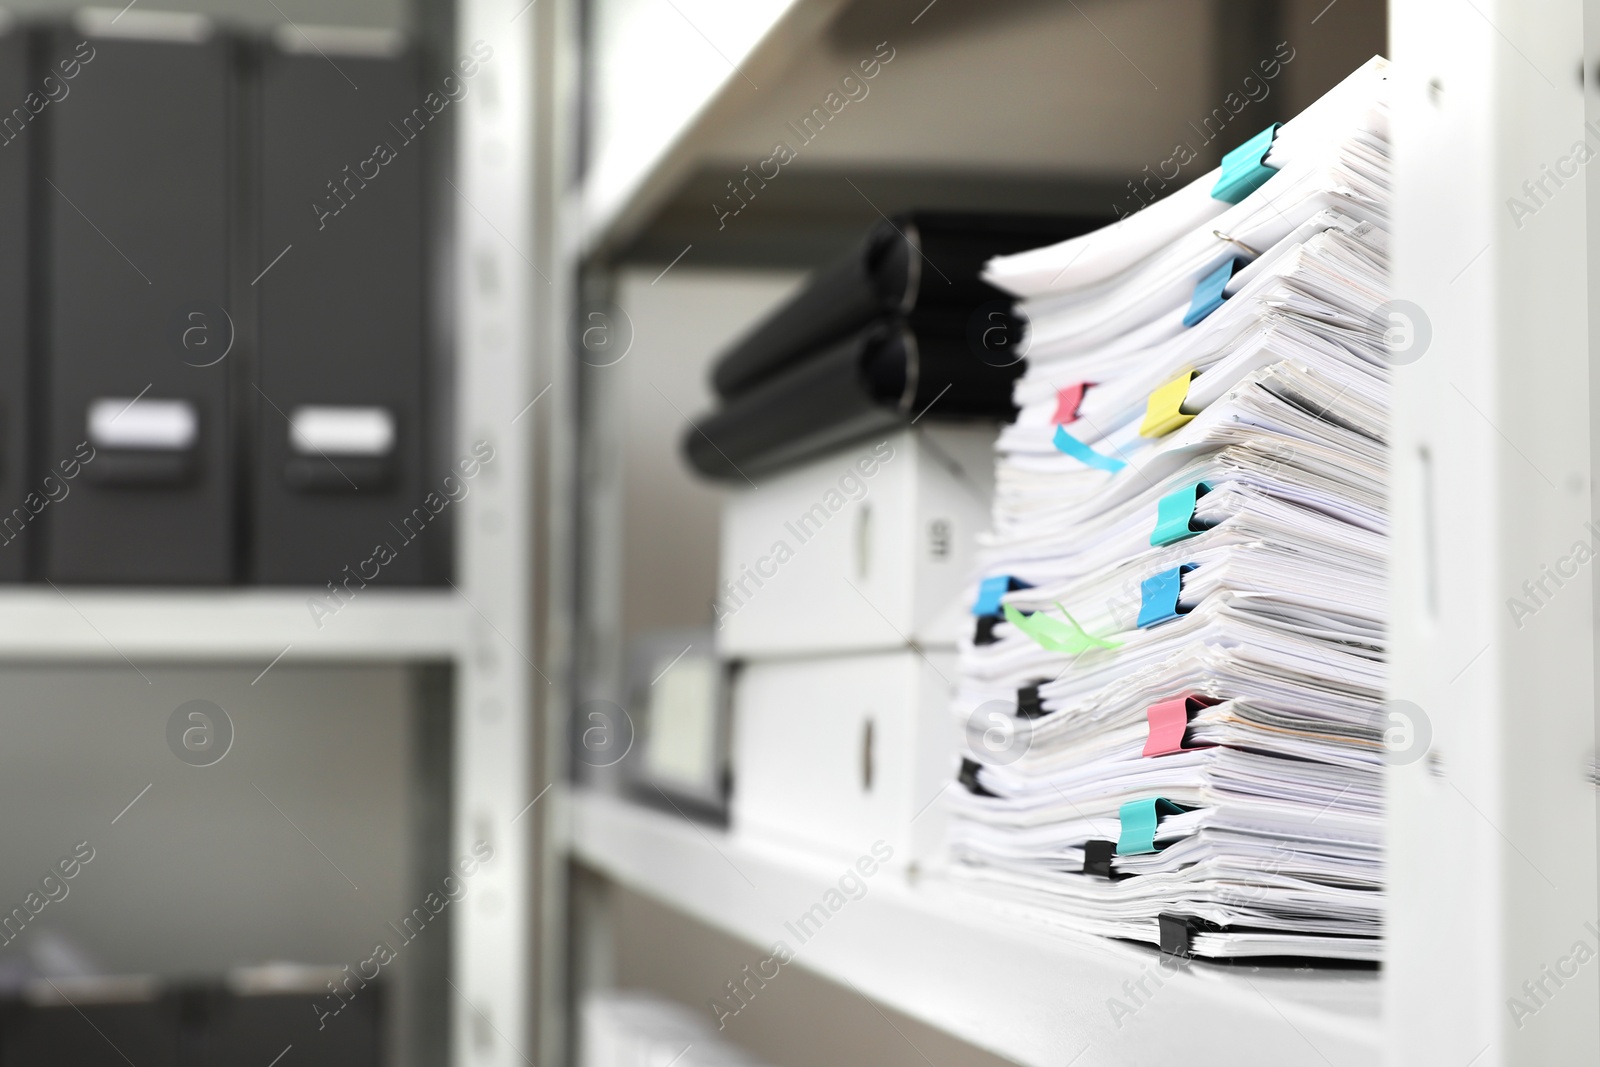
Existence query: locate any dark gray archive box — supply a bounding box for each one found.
[200,978,382,1067]
[0,21,31,580]
[253,32,435,585]
[1,978,184,1067]
[39,14,235,583]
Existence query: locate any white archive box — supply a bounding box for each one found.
[715,424,996,656]
[730,649,956,869]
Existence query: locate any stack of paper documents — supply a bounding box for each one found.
[948,57,1391,961]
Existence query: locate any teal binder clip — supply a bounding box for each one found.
[1117,797,1186,855]
[1151,482,1212,545]
[1212,123,1282,204]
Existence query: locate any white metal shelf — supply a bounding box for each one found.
[0,589,467,661]
[567,789,1380,1067]
[578,0,1280,264]
[580,0,850,259]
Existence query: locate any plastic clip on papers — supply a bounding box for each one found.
[1151,482,1212,545]
[1016,683,1047,719]
[1211,123,1281,203]
[1052,424,1126,472]
[1003,603,1121,655]
[973,575,1031,616]
[1136,565,1194,627]
[1083,840,1118,878]
[1118,798,1186,855]
[1182,258,1239,326]
[1138,372,1197,437]
[1052,382,1089,424]
[1143,696,1204,757]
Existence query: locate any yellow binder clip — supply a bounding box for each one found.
[1139,371,1197,438]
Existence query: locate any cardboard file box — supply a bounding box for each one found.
[730,650,956,868]
[716,424,995,656]
[202,965,382,1067]
[39,14,235,583]
[2,976,182,1067]
[252,30,435,584]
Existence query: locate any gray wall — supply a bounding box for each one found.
[613,266,804,640]
[0,662,446,1064]
[576,266,802,719]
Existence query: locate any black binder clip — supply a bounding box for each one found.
[973,615,1001,646]
[958,757,996,797]
[1158,913,1199,958]
[1016,683,1047,719]
[1082,839,1118,879]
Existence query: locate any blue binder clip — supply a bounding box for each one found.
[972,575,1032,617]
[1183,259,1239,327]
[1052,425,1126,473]
[1137,564,1196,628]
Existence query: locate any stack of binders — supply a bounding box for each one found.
[949,58,1392,960]
[702,215,1119,868]
[684,212,1100,482]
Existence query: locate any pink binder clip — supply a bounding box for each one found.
[1052,382,1089,425]
[1143,696,1203,757]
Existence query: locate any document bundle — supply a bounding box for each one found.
[684,212,1097,481]
[949,58,1392,961]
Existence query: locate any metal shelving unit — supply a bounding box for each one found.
[0,590,465,662]
[530,0,1600,1064]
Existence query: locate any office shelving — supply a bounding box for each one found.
[0,3,552,1067]
[0,590,466,661]
[568,788,1380,1067]
[533,0,1600,1064]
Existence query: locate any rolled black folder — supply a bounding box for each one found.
[709,211,1101,400]
[684,308,1022,482]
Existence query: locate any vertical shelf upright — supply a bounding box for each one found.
[450,0,554,1064]
[1389,0,1599,1063]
